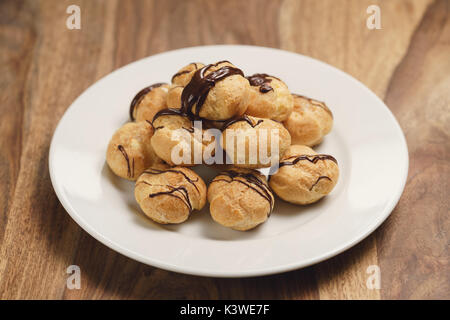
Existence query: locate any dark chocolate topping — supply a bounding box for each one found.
[142,168,200,193]
[182,126,195,133]
[171,62,202,82]
[152,108,190,123]
[148,186,192,212]
[293,93,333,118]
[140,167,204,213]
[117,145,134,178]
[279,154,338,168]
[171,70,190,82]
[246,73,278,93]
[129,83,167,121]
[221,114,264,131]
[212,170,274,215]
[181,62,244,118]
[309,175,332,191]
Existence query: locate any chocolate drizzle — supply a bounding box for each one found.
[212,170,274,215]
[309,176,332,191]
[293,94,333,118]
[182,126,195,133]
[171,62,201,82]
[181,61,244,118]
[140,167,202,212]
[279,154,337,168]
[246,73,277,93]
[221,114,264,131]
[142,168,200,193]
[152,108,189,122]
[129,83,167,121]
[145,119,153,127]
[149,186,192,212]
[117,145,134,178]
[151,108,196,133]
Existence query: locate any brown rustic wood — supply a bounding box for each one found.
[377,0,450,299]
[0,0,448,299]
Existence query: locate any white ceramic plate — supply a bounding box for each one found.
[49,45,408,277]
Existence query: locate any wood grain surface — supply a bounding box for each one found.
[0,0,448,300]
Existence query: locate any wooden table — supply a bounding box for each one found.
[0,0,448,300]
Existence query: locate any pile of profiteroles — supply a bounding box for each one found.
[106,61,339,231]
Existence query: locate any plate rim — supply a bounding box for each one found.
[49,44,409,277]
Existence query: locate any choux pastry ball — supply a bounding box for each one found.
[283,94,333,147]
[269,145,339,205]
[245,73,293,122]
[106,121,162,180]
[135,164,206,224]
[129,83,170,122]
[208,168,274,231]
